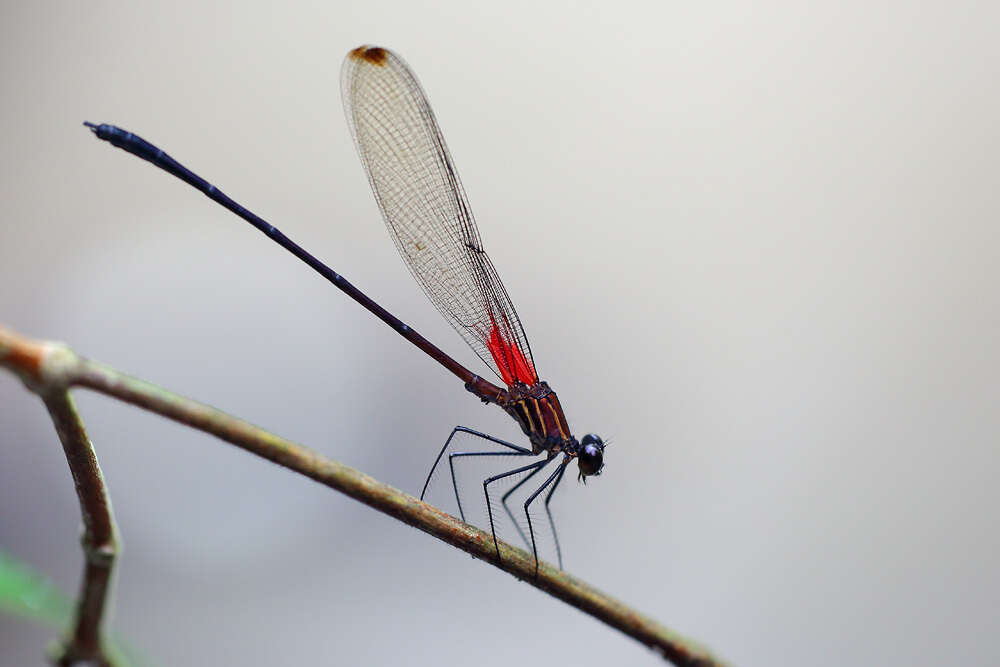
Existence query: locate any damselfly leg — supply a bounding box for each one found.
[500,457,566,569]
[521,457,572,577]
[483,456,555,576]
[420,426,533,515]
[421,426,568,573]
[542,461,569,569]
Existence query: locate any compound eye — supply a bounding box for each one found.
[577,437,605,477]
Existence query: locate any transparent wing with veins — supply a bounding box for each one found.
[341,46,536,386]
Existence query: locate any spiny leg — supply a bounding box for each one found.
[420,425,530,501]
[447,449,533,522]
[483,457,553,565]
[524,457,572,578]
[500,462,548,548]
[543,459,569,570]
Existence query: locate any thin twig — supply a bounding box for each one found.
[0,325,724,666]
[41,391,120,667]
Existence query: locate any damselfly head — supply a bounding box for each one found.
[577,433,605,482]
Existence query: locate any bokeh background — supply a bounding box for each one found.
[2,1,998,665]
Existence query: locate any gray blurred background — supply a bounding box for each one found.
[2,1,997,665]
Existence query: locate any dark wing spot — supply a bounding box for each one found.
[349,45,389,66]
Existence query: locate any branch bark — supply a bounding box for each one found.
[42,391,119,667]
[0,325,724,666]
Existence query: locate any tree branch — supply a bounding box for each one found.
[0,325,724,666]
[41,391,119,667]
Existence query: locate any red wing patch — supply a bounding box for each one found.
[488,322,537,386]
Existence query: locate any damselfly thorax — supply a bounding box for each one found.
[500,381,572,454]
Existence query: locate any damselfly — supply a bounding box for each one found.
[85,45,606,575]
